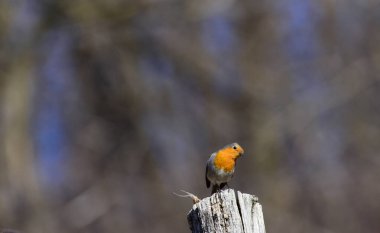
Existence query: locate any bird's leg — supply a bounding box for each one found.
[220,182,228,190]
[211,185,220,194]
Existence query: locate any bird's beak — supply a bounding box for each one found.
[239,149,244,157]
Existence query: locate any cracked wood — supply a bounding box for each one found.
[187,189,266,233]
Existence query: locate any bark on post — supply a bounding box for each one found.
[187,189,266,233]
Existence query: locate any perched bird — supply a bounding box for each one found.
[205,143,245,194]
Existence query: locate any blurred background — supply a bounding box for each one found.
[1,0,380,233]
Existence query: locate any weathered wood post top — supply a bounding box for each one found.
[187,189,266,233]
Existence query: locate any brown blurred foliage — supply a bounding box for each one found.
[1,0,380,233]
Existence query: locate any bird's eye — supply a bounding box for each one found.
[233,145,237,150]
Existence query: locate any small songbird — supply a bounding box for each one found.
[205,143,245,194]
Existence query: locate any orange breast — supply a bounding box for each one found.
[213,149,236,172]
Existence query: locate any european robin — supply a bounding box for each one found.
[205,143,244,194]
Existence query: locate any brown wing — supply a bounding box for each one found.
[205,165,210,188]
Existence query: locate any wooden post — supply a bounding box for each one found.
[187,189,266,233]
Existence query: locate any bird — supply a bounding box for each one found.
[205,142,244,194]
